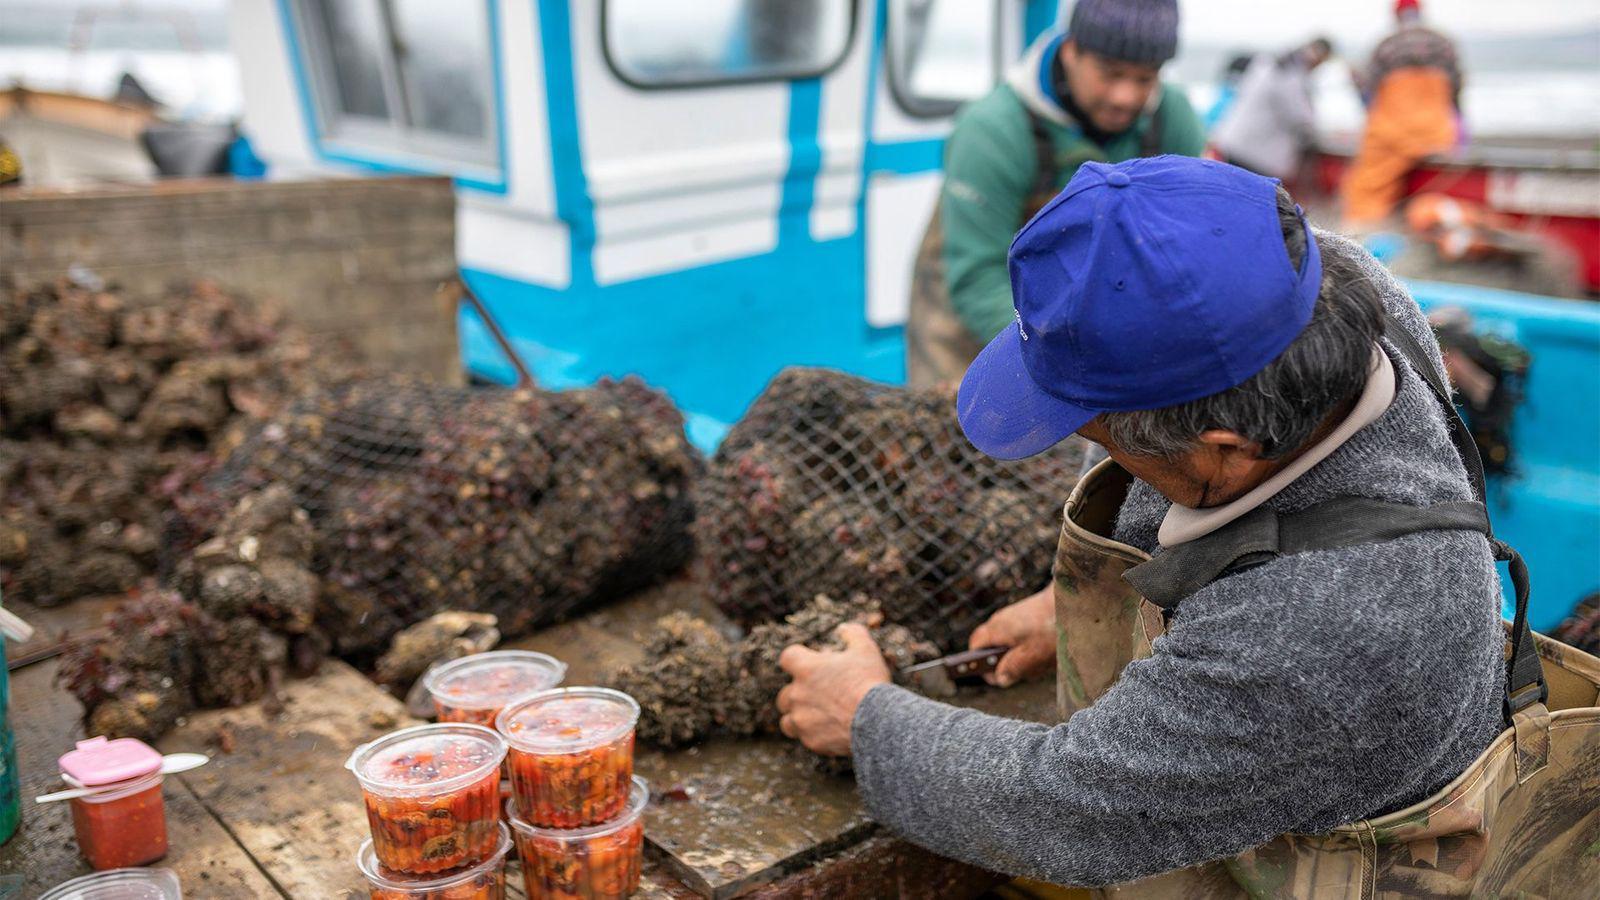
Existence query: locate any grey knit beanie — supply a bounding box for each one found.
[1067,0,1180,66]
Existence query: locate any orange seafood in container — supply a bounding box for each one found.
[347,723,507,874]
[424,651,567,726]
[357,822,514,900]
[510,777,648,900]
[496,688,639,828]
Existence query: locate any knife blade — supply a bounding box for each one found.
[900,646,1009,697]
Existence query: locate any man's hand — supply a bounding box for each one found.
[776,624,891,757]
[968,585,1056,688]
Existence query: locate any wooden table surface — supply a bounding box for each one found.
[5,579,1048,898]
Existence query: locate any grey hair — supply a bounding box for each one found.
[1098,187,1384,459]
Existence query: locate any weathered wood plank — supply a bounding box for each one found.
[628,679,1056,899]
[159,659,419,899]
[509,580,1058,899]
[0,657,281,899]
[2,175,462,382]
[10,579,1056,898]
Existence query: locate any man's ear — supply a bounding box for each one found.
[1195,429,1265,462]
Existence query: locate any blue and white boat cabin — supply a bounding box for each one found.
[232,0,1068,448]
[230,0,1597,634]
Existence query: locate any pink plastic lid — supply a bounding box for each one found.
[58,736,162,787]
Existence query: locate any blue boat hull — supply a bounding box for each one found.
[1410,281,1600,633]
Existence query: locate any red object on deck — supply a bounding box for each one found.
[1311,147,1600,292]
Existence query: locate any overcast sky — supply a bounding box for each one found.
[1177,0,1600,46]
[107,0,1599,33]
[3,0,1596,48]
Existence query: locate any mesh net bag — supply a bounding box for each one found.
[172,375,701,657]
[696,367,1086,651]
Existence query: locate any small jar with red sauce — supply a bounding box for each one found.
[56,736,168,870]
[509,776,649,900]
[423,651,567,727]
[496,687,639,828]
[357,821,514,900]
[346,723,507,874]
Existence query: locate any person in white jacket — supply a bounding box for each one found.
[1211,38,1332,180]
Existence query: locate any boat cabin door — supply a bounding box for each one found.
[860,0,1025,332]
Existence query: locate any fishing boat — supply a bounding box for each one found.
[0,85,161,184]
[1308,135,1600,294]
[0,1,241,186]
[227,0,1598,634]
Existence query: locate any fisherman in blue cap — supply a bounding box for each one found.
[773,156,1591,894]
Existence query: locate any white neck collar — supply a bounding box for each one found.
[1158,346,1397,548]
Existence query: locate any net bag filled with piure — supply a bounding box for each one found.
[695,367,1084,651]
[172,375,701,658]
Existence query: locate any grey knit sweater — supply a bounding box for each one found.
[851,233,1506,886]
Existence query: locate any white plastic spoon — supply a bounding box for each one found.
[35,752,211,804]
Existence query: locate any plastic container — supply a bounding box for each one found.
[38,867,182,900]
[423,652,567,727]
[347,723,507,875]
[0,612,18,846]
[357,822,513,900]
[0,712,16,847]
[496,688,639,828]
[57,737,168,870]
[509,777,648,900]
[2,594,32,847]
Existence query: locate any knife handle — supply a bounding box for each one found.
[945,647,1008,678]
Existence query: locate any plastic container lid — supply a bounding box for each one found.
[496,687,640,753]
[345,723,507,796]
[69,771,163,806]
[58,737,162,787]
[38,867,182,900]
[357,822,513,893]
[422,651,567,712]
[507,776,650,841]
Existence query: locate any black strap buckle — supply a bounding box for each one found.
[1503,679,1549,720]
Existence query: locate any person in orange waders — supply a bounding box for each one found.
[1340,0,1462,229]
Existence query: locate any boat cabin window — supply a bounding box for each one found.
[294,0,498,169]
[888,0,1002,118]
[603,0,855,88]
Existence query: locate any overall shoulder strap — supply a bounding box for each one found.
[1123,314,1545,723]
[1383,317,1487,501]
[1124,498,1492,612]
[1383,316,1546,719]
[1026,109,1059,200]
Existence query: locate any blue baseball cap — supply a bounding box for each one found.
[957,155,1322,460]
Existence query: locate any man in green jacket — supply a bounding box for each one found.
[906,0,1205,387]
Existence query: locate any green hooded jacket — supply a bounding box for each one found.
[914,32,1205,377]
